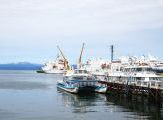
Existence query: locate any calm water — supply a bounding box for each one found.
[0,70,162,120]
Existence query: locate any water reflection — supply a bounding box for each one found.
[105,94,163,120]
[58,89,163,120]
[57,89,107,113]
[58,89,106,113]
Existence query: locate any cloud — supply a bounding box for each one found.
[0,0,163,34]
[0,0,163,63]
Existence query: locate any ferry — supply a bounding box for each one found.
[106,65,163,90]
[57,69,107,94]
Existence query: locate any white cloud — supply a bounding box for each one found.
[0,0,163,63]
[0,0,163,34]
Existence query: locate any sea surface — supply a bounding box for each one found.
[0,70,162,120]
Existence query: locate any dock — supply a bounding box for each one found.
[99,79,163,103]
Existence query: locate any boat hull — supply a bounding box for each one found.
[57,82,78,93]
[36,70,45,73]
[43,69,65,74]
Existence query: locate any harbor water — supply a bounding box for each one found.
[0,70,162,120]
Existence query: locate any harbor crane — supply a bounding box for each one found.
[77,43,85,69]
[57,46,70,70]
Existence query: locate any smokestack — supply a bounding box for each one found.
[110,45,114,61]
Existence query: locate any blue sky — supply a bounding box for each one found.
[0,0,163,64]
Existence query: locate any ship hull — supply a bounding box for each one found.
[43,69,65,74]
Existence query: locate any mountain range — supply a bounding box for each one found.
[0,62,43,70]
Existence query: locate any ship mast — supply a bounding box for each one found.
[110,45,114,62]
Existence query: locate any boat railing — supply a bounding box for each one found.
[106,75,162,89]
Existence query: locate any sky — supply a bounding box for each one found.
[0,0,163,64]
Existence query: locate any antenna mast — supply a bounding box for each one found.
[110,45,114,61]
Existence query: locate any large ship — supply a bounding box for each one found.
[37,45,70,74]
[40,55,66,74]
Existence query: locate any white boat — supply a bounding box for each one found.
[106,65,163,90]
[40,55,66,74]
[81,58,111,81]
[57,69,107,93]
[119,55,163,75]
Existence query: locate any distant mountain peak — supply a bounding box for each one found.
[17,62,32,65]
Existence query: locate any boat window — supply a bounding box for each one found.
[149,77,161,81]
[147,68,152,71]
[151,82,155,86]
[142,77,145,80]
[136,68,142,72]
[87,76,93,80]
[72,76,83,80]
[74,70,78,74]
[53,65,57,68]
[79,70,82,73]
[137,81,141,85]
[136,77,145,80]
[84,70,88,74]
[75,70,88,74]
[136,77,141,80]
[144,82,148,86]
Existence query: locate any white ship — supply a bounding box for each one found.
[37,45,70,74]
[40,55,66,74]
[119,55,163,76]
[105,65,163,90]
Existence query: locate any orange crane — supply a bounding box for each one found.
[57,46,70,70]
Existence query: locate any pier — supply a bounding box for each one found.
[99,79,163,103]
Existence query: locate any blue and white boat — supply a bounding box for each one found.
[57,69,107,94]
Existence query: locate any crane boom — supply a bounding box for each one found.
[57,45,70,70]
[78,43,85,68]
[57,46,67,61]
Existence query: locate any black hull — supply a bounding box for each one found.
[36,70,45,73]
